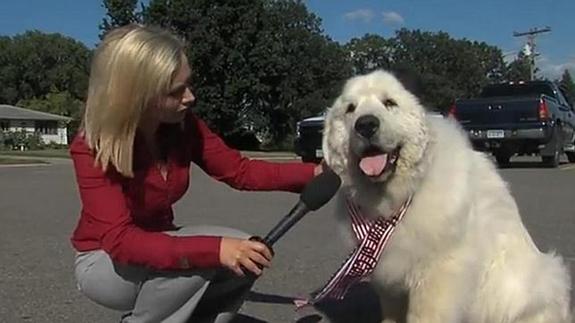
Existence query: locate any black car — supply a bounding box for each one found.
[294,113,325,163]
[294,111,445,163]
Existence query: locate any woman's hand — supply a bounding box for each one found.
[313,159,327,176]
[219,237,273,276]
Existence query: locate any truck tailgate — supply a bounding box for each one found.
[455,96,541,127]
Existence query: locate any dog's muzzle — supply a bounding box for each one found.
[354,114,380,140]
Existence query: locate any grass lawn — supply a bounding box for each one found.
[0,157,48,165]
[0,149,69,158]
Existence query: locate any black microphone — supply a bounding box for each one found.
[242,168,341,280]
[261,168,342,246]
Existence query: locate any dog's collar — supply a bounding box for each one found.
[346,196,412,242]
[295,195,412,308]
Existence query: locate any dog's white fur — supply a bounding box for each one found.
[322,69,572,323]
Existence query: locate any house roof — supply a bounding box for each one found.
[0,104,72,122]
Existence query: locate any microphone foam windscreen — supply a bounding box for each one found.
[300,168,342,211]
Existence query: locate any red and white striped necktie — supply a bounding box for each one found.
[295,195,412,307]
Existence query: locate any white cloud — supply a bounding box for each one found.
[343,9,375,23]
[502,50,519,64]
[382,11,404,26]
[537,55,575,80]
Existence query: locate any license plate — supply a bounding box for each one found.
[487,130,504,139]
[315,149,323,158]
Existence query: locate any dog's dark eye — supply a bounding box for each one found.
[383,98,397,107]
[345,103,356,114]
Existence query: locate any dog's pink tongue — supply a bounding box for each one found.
[359,154,387,176]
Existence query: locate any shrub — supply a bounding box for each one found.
[0,130,44,150]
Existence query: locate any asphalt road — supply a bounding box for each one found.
[0,156,573,323]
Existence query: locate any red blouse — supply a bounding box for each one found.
[70,113,315,271]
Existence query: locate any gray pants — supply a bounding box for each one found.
[74,226,253,323]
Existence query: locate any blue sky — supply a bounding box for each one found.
[2,0,574,79]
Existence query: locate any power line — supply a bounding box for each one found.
[512,26,551,80]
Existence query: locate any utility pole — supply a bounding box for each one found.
[513,26,551,80]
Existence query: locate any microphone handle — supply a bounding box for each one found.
[263,201,308,246]
[243,202,308,281]
[242,236,268,282]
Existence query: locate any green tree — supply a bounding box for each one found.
[558,69,575,107]
[395,29,505,110]
[145,0,271,140]
[345,34,393,75]
[17,90,84,137]
[0,31,90,105]
[0,36,19,103]
[348,29,505,112]
[505,51,532,82]
[99,0,142,38]
[247,0,352,145]
[105,0,352,147]
[0,31,90,139]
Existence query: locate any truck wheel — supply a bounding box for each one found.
[541,149,560,168]
[566,139,575,162]
[494,153,510,168]
[540,127,562,168]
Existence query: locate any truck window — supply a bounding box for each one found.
[480,83,555,98]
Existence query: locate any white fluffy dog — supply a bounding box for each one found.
[321,69,572,323]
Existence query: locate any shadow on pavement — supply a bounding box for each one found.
[246,291,296,304]
[232,313,268,323]
[245,282,382,323]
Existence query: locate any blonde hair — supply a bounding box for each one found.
[83,24,185,177]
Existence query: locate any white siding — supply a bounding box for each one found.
[1,119,68,145]
[41,128,68,145]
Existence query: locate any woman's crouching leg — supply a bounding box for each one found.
[170,225,255,322]
[74,225,253,323]
[75,249,216,323]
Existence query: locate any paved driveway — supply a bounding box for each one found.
[0,157,573,322]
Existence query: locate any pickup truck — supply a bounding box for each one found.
[450,80,575,167]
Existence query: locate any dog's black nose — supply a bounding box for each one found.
[354,115,380,139]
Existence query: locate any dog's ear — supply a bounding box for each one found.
[322,103,348,177]
[389,66,424,100]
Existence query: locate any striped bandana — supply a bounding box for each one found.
[295,195,412,308]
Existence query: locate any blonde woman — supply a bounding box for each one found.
[70,24,322,323]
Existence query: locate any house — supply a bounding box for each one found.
[0,104,72,145]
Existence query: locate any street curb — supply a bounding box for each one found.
[0,163,50,168]
[0,152,301,164]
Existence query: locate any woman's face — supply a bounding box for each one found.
[155,54,195,124]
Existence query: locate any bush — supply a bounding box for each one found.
[0,130,44,151]
[223,131,262,151]
[44,142,68,150]
[0,132,6,150]
[260,133,296,152]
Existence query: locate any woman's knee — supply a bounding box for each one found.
[75,250,144,311]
